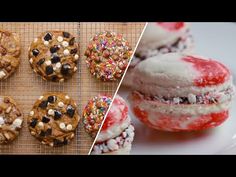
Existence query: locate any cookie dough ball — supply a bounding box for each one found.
[82,95,112,138]
[28,31,79,82]
[0,30,21,80]
[28,92,80,147]
[0,96,23,144]
[84,31,132,81]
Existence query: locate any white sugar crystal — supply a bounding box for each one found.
[107,139,119,151]
[188,93,196,104]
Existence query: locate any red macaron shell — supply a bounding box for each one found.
[101,95,128,131]
[183,56,230,87]
[157,22,185,31]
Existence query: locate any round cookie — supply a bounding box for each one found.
[28,31,79,82]
[82,95,112,138]
[84,31,132,81]
[0,29,21,80]
[129,53,235,132]
[0,96,23,144]
[28,92,80,147]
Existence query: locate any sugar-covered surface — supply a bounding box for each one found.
[120,22,236,154]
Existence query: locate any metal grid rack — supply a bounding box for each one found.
[0,22,145,155]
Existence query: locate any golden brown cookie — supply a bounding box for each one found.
[84,31,132,81]
[0,96,23,144]
[28,92,80,147]
[28,31,79,82]
[0,30,21,80]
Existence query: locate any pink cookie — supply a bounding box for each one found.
[91,95,134,155]
[129,53,235,132]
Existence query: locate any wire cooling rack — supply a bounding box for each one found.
[0,22,145,154]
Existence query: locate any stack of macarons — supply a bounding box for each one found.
[91,94,134,154]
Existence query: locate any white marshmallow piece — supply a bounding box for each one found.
[55,62,62,69]
[59,123,66,130]
[62,41,69,47]
[44,41,49,46]
[38,122,44,128]
[57,36,63,42]
[45,60,52,66]
[74,54,79,60]
[48,109,55,116]
[58,102,64,108]
[63,49,70,56]
[66,124,72,130]
[0,71,6,79]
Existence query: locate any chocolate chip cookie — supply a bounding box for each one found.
[28,92,80,147]
[28,31,79,82]
[0,96,23,144]
[83,95,112,138]
[0,29,21,80]
[84,31,132,81]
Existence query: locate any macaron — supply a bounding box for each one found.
[91,95,135,155]
[122,22,194,88]
[128,53,235,132]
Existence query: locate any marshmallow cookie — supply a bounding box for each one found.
[123,22,193,87]
[29,31,79,82]
[28,93,80,147]
[91,95,134,155]
[0,96,23,144]
[129,53,235,132]
[0,29,21,80]
[83,95,112,138]
[84,31,132,81]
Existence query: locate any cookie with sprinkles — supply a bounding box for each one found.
[84,31,132,81]
[0,29,21,81]
[83,95,112,138]
[28,92,80,147]
[28,31,79,82]
[0,96,23,144]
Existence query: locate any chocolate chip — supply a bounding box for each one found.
[50,45,59,53]
[39,131,45,137]
[51,75,58,82]
[39,101,48,109]
[54,111,62,120]
[37,58,45,65]
[67,105,75,118]
[32,49,39,56]
[45,128,52,136]
[51,56,61,63]
[46,66,54,75]
[70,48,77,54]
[42,116,50,123]
[63,32,70,38]
[61,64,71,75]
[48,96,56,103]
[53,139,65,147]
[69,37,75,46]
[44,33,52,41]
[30,118,38,128]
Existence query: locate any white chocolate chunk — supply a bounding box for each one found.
[34,38,38,43]
[39,96,44,100]
[74,54,79,60]
[65,95,70,99]
[29,58,33,64]
[58,102,64,108]
[0,116,4,125]
[13,118,23,128]
[44,41,49,46]
[45,60,52,66]
[0,71,6,79]
[38,122,44,128]
[73,67,77,72]
[55,62,61,69]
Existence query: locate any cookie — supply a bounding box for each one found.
[0,29,21,80]
[28,92,80,147]
[28,31,79,82]
[84,31,132,81]
[0,96,23,144]
[129,53,235,131]
[83,95,112,138]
